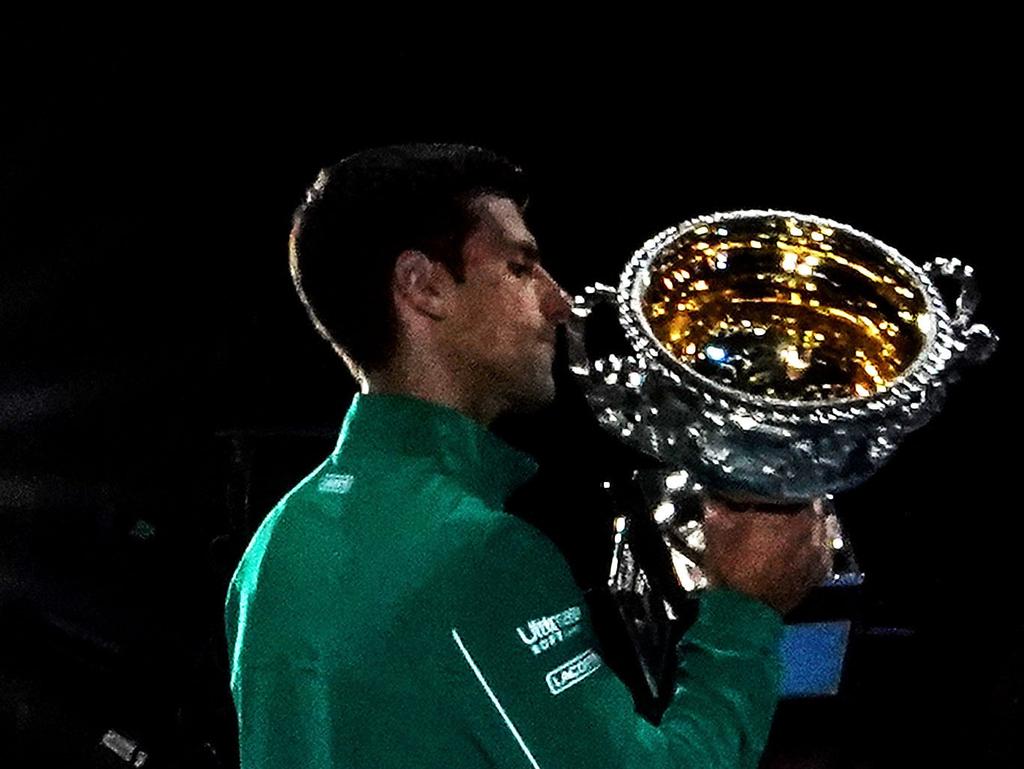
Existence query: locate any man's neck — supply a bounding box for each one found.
[361,365,503,428]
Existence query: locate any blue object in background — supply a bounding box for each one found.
[779,621,851,698]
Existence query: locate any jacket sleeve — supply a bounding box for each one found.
[443,511,783,769]
[225,563,352,768]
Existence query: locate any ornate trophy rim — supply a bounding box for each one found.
[618,209,959,423]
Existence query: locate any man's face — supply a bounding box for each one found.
[442,194,572,419]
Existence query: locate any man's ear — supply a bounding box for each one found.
[392,249,453,321]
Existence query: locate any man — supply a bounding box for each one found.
[224,143,831,767]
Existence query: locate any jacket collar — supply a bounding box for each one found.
[332,391,539,509]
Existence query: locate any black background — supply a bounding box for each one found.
[1,28,1019,768]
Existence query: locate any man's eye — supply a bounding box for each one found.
[508,262,534,277]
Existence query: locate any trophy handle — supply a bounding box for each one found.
[566,283,655,438]
[923,256,999,366]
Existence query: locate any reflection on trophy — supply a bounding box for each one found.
[567,210,997,711]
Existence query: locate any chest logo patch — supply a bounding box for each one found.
[318,473,354,495]
[545,648,602,695]
[516,604,583,655]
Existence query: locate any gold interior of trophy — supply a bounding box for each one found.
[640,216,930,401]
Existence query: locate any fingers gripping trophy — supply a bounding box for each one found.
[566,210,998,709]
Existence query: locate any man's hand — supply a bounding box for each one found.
[700,495,833,616]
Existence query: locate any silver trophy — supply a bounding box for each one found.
[567,210,997,704]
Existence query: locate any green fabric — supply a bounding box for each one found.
[225,392,784,768]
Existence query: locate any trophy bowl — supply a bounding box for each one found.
[567,209,997,504]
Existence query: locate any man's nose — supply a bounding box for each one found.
[543,275,574,327]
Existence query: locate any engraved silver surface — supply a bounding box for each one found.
[568,210,998,503]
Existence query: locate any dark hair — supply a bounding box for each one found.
[288,143,529,375]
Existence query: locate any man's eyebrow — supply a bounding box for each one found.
[509,237,542,263]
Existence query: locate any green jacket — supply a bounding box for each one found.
[225,392,783,768]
